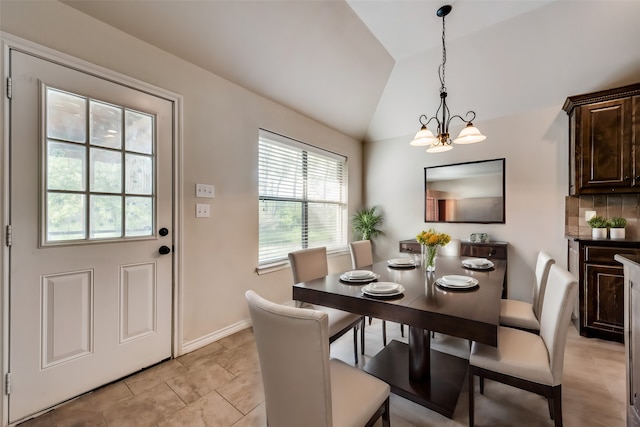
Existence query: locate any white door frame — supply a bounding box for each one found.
[0,32,184,427]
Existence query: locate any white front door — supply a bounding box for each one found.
[8,49,174,423]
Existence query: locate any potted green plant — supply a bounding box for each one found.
[609,216,627,239]
[352,206,384,241]
[587,215,608,239]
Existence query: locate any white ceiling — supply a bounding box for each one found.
[62,0,640,143]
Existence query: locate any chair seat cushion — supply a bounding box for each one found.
[499,299,540,331]
[330,359,389,426]
[470,326,554,385]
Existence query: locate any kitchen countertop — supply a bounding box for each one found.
[565,234,640,244]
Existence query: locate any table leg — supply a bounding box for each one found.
[409,326,430,381]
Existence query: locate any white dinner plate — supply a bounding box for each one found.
[364,282,400,294]
[340,272,380,282]
[387,258,416,267]
[343,269,375,279]
[436,277,479,289]
[362,283,405,297]
[441,275,474,285]
[462,258,494,270]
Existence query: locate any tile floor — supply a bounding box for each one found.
[17,319,625,426]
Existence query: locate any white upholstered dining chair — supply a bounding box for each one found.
[289,247,365,364]
[246,290,391,427]
[499,251,555,332]
[468,264,578,427]
[349,240,404,349]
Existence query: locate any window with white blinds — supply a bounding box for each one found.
[258,129,347,267]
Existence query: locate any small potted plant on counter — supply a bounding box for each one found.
[587,215,608,239]
[609,217,627,239]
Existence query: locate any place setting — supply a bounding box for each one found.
[339,269,380,284]
[461,257,494,271]
[361,281,405,298]
[435,274,479,291]
[386,257,417,269]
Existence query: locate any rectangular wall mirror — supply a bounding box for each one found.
[424,158,505,223]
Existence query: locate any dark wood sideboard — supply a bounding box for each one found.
[399,239,508,298]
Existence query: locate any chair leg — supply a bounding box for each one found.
[353,326,358,365]
[552,385,563,427]
[382,397,390,427]
[468,367,475,427]
[361,318,366,355]
[400,323,404,337]
[368,316,373,325]
[382,320,387,346]
[479,376,484,394]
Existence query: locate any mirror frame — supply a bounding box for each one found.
[424,158,505,224]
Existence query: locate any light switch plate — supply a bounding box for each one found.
[196,204,210,218]
[585,210,596,221]
[196,183,214,198]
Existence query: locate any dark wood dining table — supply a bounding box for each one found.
[292,255,506,418]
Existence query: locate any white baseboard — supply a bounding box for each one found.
[180,319,252,355]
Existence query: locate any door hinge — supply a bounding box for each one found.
[5,225,11,247]
[6,77,12,99]
[5,372,11,396]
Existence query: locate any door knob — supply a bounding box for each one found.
[159,245,171,255]
[159,227,169,236]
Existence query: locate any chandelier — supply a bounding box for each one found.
[409,4,486,153]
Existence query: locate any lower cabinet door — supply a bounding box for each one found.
[585,263,624,337]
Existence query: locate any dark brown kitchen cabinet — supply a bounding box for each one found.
[568,239,640,342]
[563,83,640,195]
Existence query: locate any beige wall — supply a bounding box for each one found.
[0,1,361,346]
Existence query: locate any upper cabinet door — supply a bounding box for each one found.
[564,83,640,195]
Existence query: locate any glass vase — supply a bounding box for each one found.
[421,244,437,272]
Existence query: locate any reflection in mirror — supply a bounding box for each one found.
[424,158,505,223]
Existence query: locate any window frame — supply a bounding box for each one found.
[257,129,348,271]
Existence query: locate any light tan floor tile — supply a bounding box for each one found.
[102,382,186,427]
[216,369,265,415]
[157,391,243,427]
[166,358,235,404]
[124,359,189,396]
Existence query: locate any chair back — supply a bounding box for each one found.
[538,265,578,385]
[349,240,373,269]
[246,290,333,426]
[288,246,328,283]
[438,239,461,256]
[533,251,555,319]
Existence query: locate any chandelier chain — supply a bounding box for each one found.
[439,13,446,92]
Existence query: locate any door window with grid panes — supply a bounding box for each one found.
[44,87,155,244]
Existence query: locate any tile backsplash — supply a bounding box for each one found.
[565,194,640,239]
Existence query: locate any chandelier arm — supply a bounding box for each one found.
[418,114,441,128]
[447,111,478,126]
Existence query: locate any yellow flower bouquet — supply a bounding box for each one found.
[416,229,451,271]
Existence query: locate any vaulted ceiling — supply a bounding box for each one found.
[62,0,640,143]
